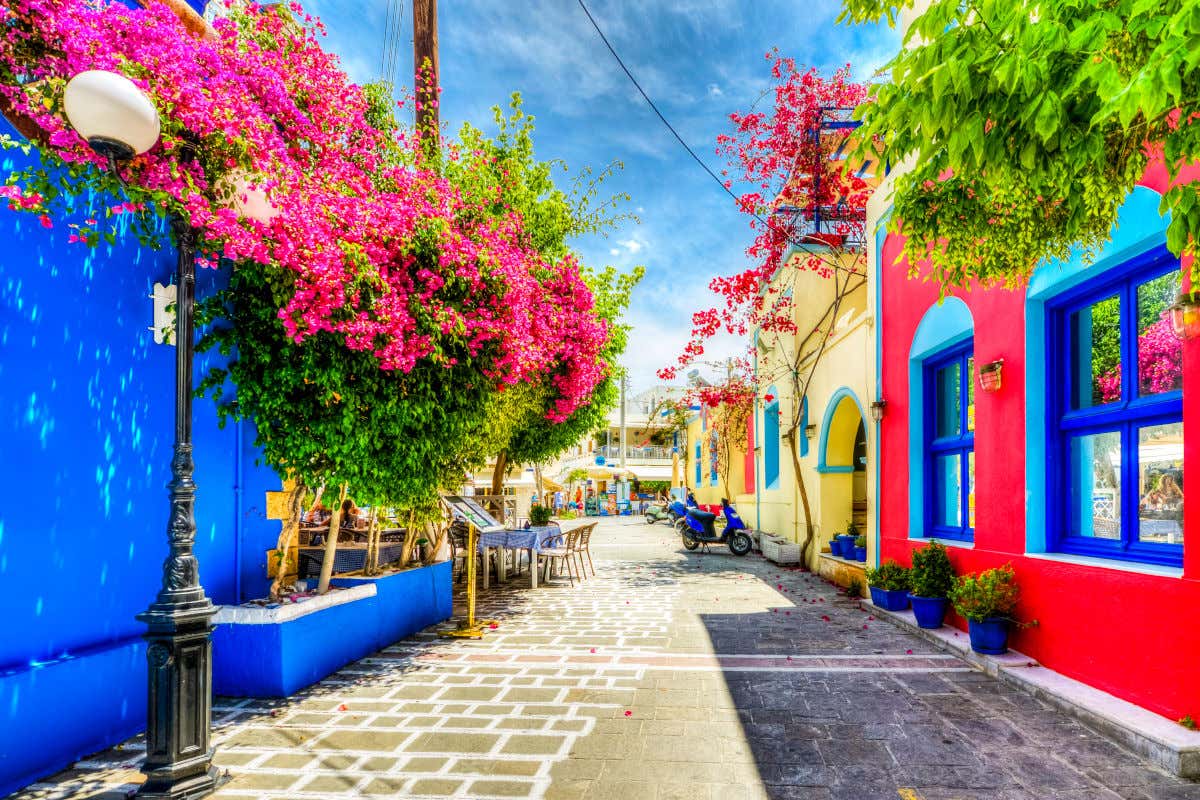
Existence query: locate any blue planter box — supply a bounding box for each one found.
[869,586,910,611]
[212,561,451,697]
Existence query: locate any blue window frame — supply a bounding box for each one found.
[694,441,702,486]
[763,395,780,489]
[924,342,975,540]
[1047,248,1184,566]
[709,431,719,484]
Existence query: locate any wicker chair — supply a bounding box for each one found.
[537,528,580,587]
[574,523,596,578]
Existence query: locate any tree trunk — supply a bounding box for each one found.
[423,520,447,565]
[787,433,817,568]
[317,484,348,594]
[490,451,508,516]
[269,481,307,600]
[364,508,380,575]
[400,512,420,567]
[534,463,544,505]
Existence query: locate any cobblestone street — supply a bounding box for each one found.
[17,517,1200,800]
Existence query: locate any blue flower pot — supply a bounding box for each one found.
[908,595,948,629]
[829,539,842,557]
[853,546,867,562]
[968,617,1010,654]
[869,586,909,611]
[837,535,856,557]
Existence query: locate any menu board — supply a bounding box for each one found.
[441,495,505,533]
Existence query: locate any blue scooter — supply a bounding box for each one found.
[676,498,752,556]
[667,491,698,526]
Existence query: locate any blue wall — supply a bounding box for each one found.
[0,118,280,795]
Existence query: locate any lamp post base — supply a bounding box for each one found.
[138,763,219,800]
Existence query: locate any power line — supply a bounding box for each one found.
[573,0,860,272]
[573,0,740,207]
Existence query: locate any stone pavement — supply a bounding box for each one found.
[14,517,1200,800]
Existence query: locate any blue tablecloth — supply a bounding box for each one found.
[477,526,562,553]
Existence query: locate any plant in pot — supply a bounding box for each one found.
[828,531,841,557]
[864,560,910,611]
[853,534,867,562]
[948,564,1020,654]
[529,504,552,527]
[907,541,954,629]
[837,520,858,559]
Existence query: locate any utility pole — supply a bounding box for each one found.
[413,0,439,143]
[619,374,627,470]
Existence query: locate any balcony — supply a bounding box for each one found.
[774,204,866,252]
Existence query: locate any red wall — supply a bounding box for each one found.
[878,184,1200,721]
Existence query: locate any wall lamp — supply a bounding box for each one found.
[804,424,817,440]
[1169,290,1200,341]
[978,359,1004,393]
[869,400,886,422]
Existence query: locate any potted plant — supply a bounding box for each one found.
[828,532,840,557]
[529,504,552,527]
[853,534,867,562]
[948,564,1020,654]
[865,560,910,611]
[837,520,858,559]
[907,541,954,628]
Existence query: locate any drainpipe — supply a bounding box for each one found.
[234,419,244,602]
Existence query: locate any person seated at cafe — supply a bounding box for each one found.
[340,499,367,529]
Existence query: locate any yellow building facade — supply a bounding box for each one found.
[747,251,877,579]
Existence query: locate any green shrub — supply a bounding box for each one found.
[948,565,1020,622]
[846,519,861,538]
[846,577,863,597]
[529,505,552,526]
[910,541,955,598]
[854,534,866,548]
[864,560,910,592]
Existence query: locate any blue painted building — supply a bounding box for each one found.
[0,117,286,795]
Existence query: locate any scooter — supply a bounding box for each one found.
[645,503,671,524]
[677,498,752,556]
[666,493,697,525]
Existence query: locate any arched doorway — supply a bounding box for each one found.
[817,388,867,547]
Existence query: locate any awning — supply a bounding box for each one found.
[625,464,674,481]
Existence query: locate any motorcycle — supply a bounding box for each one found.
[676,498,752,556]
[644,503,671,524]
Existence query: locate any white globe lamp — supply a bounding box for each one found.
[63,70,160,161]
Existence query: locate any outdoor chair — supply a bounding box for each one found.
[575,523,596,578]
[538,528,580,587]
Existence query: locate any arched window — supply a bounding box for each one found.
[909,297,975,542]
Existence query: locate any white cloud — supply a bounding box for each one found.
[618,239,644,254]
[707,83,723,97]
[610,248,620,256]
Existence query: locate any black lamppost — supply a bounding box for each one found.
[64,70,218,799]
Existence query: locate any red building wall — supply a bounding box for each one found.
[878,174,1200,721]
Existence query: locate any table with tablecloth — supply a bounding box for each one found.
[477,526,563,588]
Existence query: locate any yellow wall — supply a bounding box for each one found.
[683,406,750,507]
[748,249,876,569]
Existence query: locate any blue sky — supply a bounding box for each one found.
[302,0,898,393]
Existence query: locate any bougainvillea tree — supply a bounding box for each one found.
[842,0,1200,288]
[661,56,873,564]
[686,369,755,501]
[0,0,631,592]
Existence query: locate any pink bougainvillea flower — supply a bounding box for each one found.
[624,710,633,717]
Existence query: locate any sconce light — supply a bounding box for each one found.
[978,359,1004,393]
[869,400,886,422]
[804,424,817,440]
[1169,290,1200,341]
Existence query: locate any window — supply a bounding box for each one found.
[694,441,702,487]
[924,343,975,540]
[763,394,780,489]
[1049,252,1184,566]
[709,431,719,485]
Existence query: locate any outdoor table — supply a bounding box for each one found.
[478,526,563,589]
